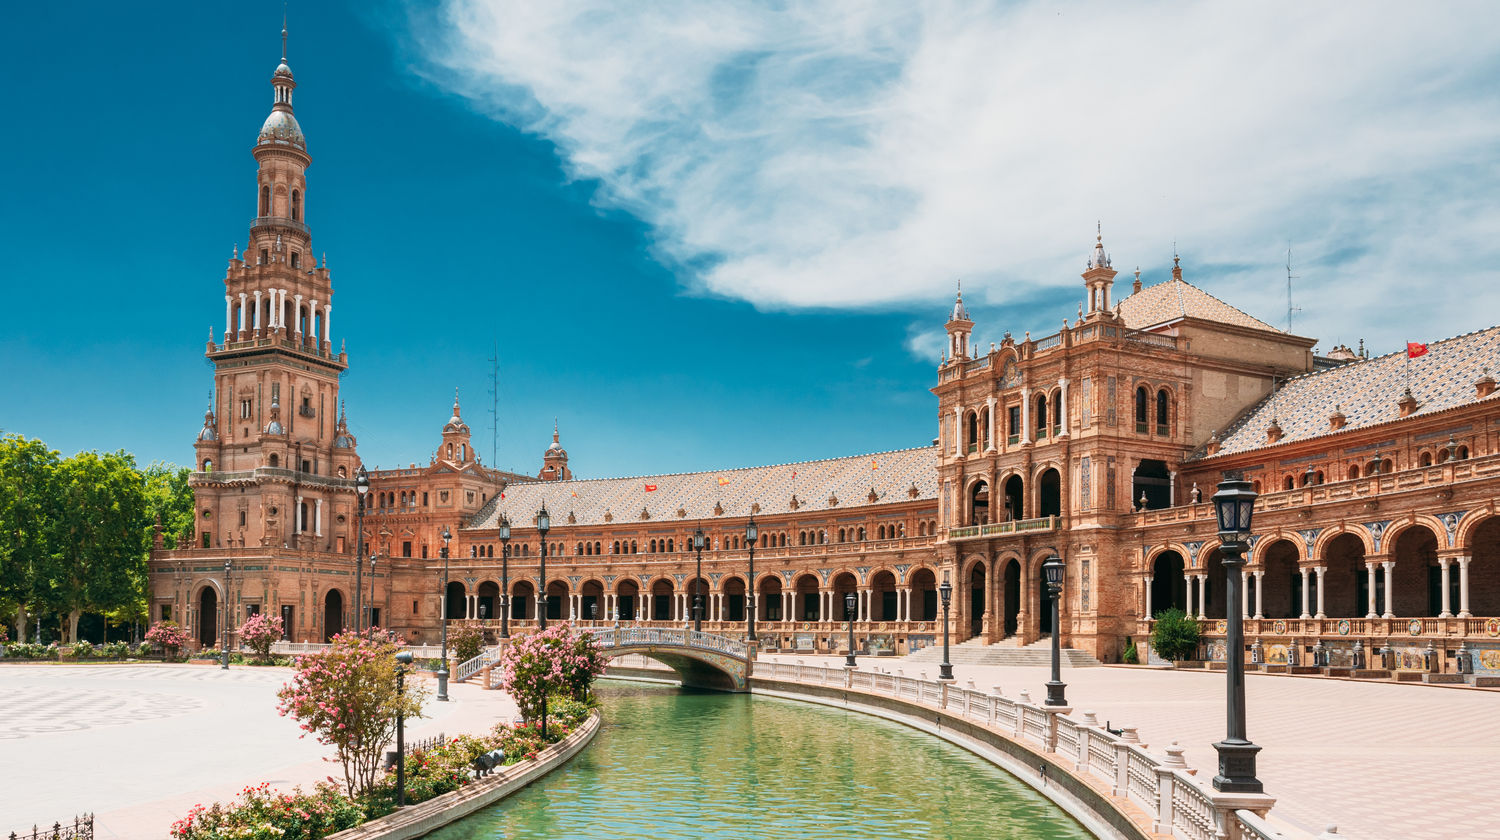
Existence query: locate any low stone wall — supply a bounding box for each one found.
[324,712,600,840]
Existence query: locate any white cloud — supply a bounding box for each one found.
[408,1,1500,352]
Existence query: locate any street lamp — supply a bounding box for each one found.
[844,590,858,668]
[745,515,759,643]
[692,526,706,634]
[1043,556,1066,706]
[355,466,369,633]
[221,560,232,670]
[394,650,412,807]
[498,515,512,639]
[1210,473,1263,793]
[938,574,954,681]
[590,602,598,625]
[437,525,452,702]
[368,554,377,631]
[537,505,550,631]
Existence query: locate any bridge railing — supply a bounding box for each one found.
[757,660,1313,840]
[453,645,506,683]
[591,627,747,659]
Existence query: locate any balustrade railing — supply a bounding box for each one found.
[592,627,748,658]
[752,660,1296,840]
[453,645,506,683]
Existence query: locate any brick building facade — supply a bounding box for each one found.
[149,40,1499,674]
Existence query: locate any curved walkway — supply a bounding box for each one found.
[757,653,1499,840]
[0,664,517,840]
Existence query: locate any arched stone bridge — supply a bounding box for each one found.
[592,627,753,692]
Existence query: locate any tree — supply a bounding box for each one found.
[496,624,607,721]
[52,451,150,641]
[277,631,428,798]
[143,462,195,549]
[1150,607,1202,662]
[239,612,284,662]
[0,434,63,643]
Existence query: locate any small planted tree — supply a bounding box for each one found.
[277,631,427,798]
[146,620,188,659]
[238,612,285,663]
[496,624,607,723]
[1150,607,1201,663]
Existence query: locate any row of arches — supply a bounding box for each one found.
[1263,445,1474,493]
[258,184,302,221]
[965,468,1061,526]
[1147,515,1500,620]
[1133,385,1173,436]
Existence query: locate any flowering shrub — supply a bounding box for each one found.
[490,720,548,762]
[146,620,188,659]
[101,640,131,659]
[0,625,8,644]
[239,613,285,663]
[4,642,54,660]
[276,631,428,798]
[449,624,485,665]
[68,640,95,658]
[496,624,607,721]
[134,640,153,657]
[169,781,362,840]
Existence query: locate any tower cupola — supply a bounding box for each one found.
[440,390,474,464]
[539,422,572,481]
[944,282,974,363]
[1082,224,1118,318]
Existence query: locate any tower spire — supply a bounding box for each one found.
[281,8,288,63]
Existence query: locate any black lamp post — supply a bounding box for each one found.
[1211,474,1263,793]
[437,525,452,702]
[394,650,412,807]
[221,560,232,670]
[537,505,550,631]
[938,575,954,681]
[354,466,369,633]
[844,590,858,667]
[745,515,759,642]
[590,602,598,625]
[1043,555,1067,706]
[498,515,511,639]
[368,554,377,631]
[692,526,706,634]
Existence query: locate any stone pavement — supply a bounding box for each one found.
[758,653,1499,840]
[0,664,517,839]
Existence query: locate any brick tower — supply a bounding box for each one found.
[191,23,361,554]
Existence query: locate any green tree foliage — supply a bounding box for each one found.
[53,451,151,640]
[1150,607,1202,662]
[143,462,195,549]
[0,434,63,642]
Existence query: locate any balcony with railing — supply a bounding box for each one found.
[948,515,1059,541]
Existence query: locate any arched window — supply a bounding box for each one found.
[858,527,866,541]
[1156,389,1170,435]
[291,189,301,221]
[1034,394,1048,437]
[1458,446,1470,460]
[838,528,846,543]
[290,251,299,269]
[1348,464,1360,481]
[1135,386,1149,432]
[667,538,674,553]
[966,412,979,452]
[1283,475,1295,490]
[612,541,620,554]
[260,185,270,216]
[1419,451,1433,467]
[202,459,213,472]
[268,453,278,468]
[1252,480,1262,493]
[631,540,638,554]
[1052,390,1062,434]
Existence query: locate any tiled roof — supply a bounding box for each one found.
[468,446,938,531]
[1200,325,1500,458]
[1117,279,1282,333]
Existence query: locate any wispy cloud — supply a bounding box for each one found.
[407,1,1500,352]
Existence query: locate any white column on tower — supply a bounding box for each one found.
[1382,560,1395,618]
[309,299,319,343]
[1058,378,1069,436]
[314,499,323,536]
[225,296,232,334]
[985,396,997,452]
[1021,387,1032,444]
[1254,570,1265,619]
[295,495,304,533]
[323,305,331,345]
[253,290,262,331]
[1458,556,1472,618]
[275,289,285,328]
[237,292,247,333]
[1300,568,1312,619]
[1315,566,1327,619]
[952,406,962,457]
[293,295,304,335]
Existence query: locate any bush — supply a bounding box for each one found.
[490,720,547,763]
[135,641,153,657]
[449,624,485,665]
[146,620,188,659]
[496,624,607,721]
[1151,608,1201,662]
[277,631,429,798]
[238,613,285,663]
[69,640,95,659]
[102,640,131,659]
[547,695,592,730]
[1122,640,1140,665]
[170,781,363,840]
[5,642,54,660]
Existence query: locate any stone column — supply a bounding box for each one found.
[269,290,279,327]
[1196,575,1207,620]
[1458,556,1472,618]
[1315,566,1327,619]
[309,299,319,343]
[899,587,910,622]
[237,292,247,334]
[1382,560,1395,619]
[1241,570,1251,619]
[323,305,331,347]
[784,590,793,622]
[314,499,322,536]
[253,290,262,331]
[1143,575,1153,619]
[1058,378,1069,436]
[295,495,304,534]
[1253,569,1265,620]
[1021,386,1032,445]
[293,294,304,335]
[985,396,997,452]
[1299,568,1312,619]
[1439,558,1453,618]
[1169,471,1177,506]
[952,406,962,457]
[1365,562,1378,618]
[1184,569,1195,617]
[225,295,232,335]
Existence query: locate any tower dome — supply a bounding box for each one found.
[197,408,218,441]
[258,110,305,149]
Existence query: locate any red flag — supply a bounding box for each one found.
[1406,342,1428,359]
[717,476,730,487]
[644,484,657,492]
[791,470,797,479]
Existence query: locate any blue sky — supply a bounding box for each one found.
[3,2,1499,478]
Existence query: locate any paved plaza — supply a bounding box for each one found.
[0,664,517,840]
[749,653,1499,840]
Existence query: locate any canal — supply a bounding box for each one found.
[429,680,1094,840]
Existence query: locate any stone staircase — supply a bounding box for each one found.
[901,635,1100,668]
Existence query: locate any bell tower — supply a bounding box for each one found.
[1083,224,1118,318]
[944,283,974,363]
[189,22,359,554]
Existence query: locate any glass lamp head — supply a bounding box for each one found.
[745,516,758,545]
[1211,475,1257,542]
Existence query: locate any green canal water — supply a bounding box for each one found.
[428,680,1094,840]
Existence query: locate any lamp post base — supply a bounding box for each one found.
[1211,738,1263,793]
[1044,679,1068,707]
[938,663,955,681]
[436,669,450,702]
[845,653,858,668]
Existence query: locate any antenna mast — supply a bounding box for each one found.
[1286,241,1301,331]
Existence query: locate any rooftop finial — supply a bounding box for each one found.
[553,418,560,444]
[1097,220,1101,243]
[453,387,461,416]
[281,6,288,63]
